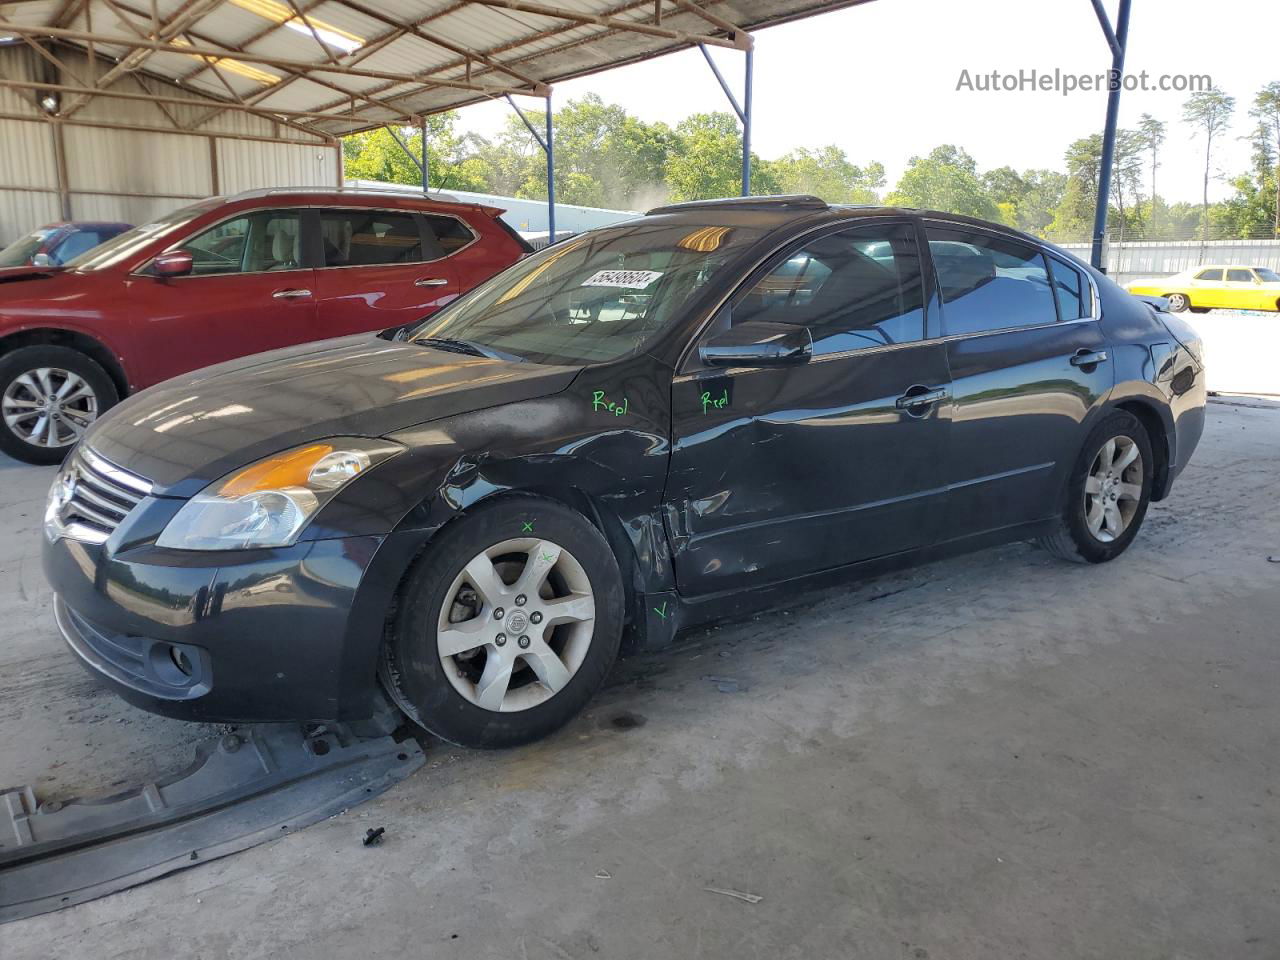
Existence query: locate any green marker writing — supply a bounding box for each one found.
[700,388,729,414]
[591,390,630,416]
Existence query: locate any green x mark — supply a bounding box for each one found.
[521,521,534,533]
[540,552,555,564]
[653,601,668,620]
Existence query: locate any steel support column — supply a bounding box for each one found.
[742,47,753,196]
[421,118,430,192]
[505,93,557,242]
[699,42,754,197]
[545,91,556,242]
[1090,0,1132,272]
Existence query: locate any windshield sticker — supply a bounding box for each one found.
[580,269,663,290]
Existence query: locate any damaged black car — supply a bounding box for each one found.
[43,196,1206,748]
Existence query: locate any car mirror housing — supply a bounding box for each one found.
[152,249,194,278]
[31,253,53,267]
[699,320,813,367]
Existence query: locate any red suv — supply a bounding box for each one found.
[0,189,530,464]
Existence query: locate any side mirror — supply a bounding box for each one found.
[152,249,194,278]
[31,253,53,267]
[699,320,812,367]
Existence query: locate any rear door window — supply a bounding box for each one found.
[927,226,1057,335]
[1048,256,1090,320]
[423,214,476,256]
[1195,268,1223,281]
[318,210,428,267]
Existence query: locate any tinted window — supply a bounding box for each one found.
[319,210,424,267]
[733,223,926,354]
[928,227,1056,335]
[51,230,103,264]
[424,215,475,255]
[1256,268,1280,282]
[1195,268,1222,281]
[1048,256,1088,320]
[182,211,302,275]
[1226,269,1253,282]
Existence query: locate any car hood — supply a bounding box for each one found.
[0,265,67,287]
[83,334,583,496]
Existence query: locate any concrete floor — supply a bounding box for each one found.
[2,314,1279,958]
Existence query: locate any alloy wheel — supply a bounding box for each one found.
[1084,435,1144,543]
[438,537,596,712]
[1166,293,1188,312]
[2,367,98,449]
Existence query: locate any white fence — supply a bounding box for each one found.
[1058,239,1280,284]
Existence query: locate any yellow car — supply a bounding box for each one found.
[1125,264,1280,313]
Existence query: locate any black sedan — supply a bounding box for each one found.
[42,196,1206,748]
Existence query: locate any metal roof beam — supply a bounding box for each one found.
[0,20,538,95]
[329,0,548,92]
[460,0,749,50]
[0,109,330,145]
[59,0,223,118]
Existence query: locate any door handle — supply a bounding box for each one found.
[1069,349,1108,367]
[272,288,312,299]
[895,385,949,412]
[415,277,449,287]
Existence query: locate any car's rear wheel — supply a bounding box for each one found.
[0,346,118,465]
[380,497,624,748]
[1165,293,1189,312]
[1037,410,1154,564]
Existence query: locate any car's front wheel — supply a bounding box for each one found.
[0,346,118,465]
[380,497,624,748]
[1165,293,1189,312]
[1037,410,1154,564]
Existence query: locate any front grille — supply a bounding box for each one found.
[56,447,152,542]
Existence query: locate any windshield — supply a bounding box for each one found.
[65,199,223,272]
[1255,268,1280,283]
[411,220,762,365]
[0,228,57,267]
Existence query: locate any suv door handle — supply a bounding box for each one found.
[415,277,449,287]
[272,288,312,299]
[1069,349,1108,367]
[895,385,949,413]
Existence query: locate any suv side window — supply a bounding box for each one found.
[732,222,926,355]
[318,210,426,267]
[1048,256,1090,320]
[183,211,302,275]
[1195,268,1223,281]
[423,215,475,256]
[927,226,1056,335]
[1226,268,1253,282]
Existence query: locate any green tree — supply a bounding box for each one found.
[341,113,489,191]
[664,112,747,201]
[1109,129,1147,243]
[886,145,999,220]
[1183,87,1236,253]
[1048,134,1102,241]
[767,146,885,203]
[1249,82,1280,237]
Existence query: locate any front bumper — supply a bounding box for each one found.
[44,527,426,723]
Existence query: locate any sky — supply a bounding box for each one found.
[455,0,1274,206]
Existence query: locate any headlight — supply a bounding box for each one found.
[156,438,403,550]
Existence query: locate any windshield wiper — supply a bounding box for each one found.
[414,336,525,363]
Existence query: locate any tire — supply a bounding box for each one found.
[0,346,119,465]
[1189,306,1211,314]
[1165,293,1189,312]
[1037,410,1154,565]
[380,497,624,749]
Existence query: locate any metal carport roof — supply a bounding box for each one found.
[0,0,871,138]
